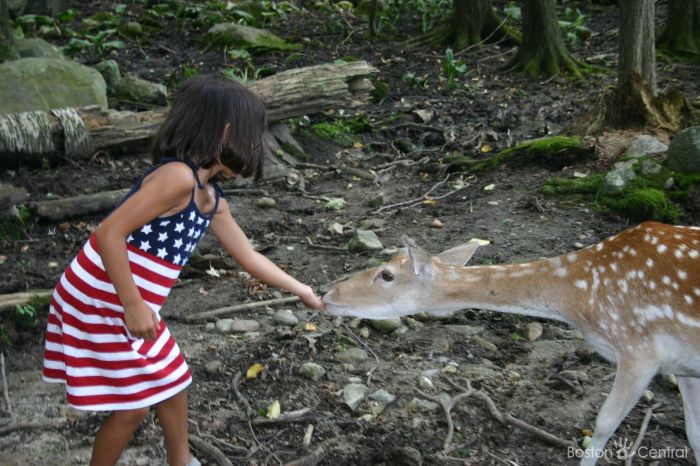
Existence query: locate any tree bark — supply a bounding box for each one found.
[409,0,516,49]
[568,0,692,134]
[657,0,700,57]
[618,0,655,92]
[505,0,583,78]
[0,60,379,167]
[0,0,17,61]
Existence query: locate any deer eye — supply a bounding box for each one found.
[380,270,394,282]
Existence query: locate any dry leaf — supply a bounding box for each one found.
[266,400,281,419]
[304,323,317,332]
[246,363,264,379]
[206,265,221,278]
[480,144,493,153]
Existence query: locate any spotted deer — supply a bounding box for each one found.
[323,221,700,465]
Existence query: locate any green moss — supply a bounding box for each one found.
[606,188,682,223]
[541,174,604,196]
[310,116,370,146]
[370,77,389,102]
[471,136,592,173]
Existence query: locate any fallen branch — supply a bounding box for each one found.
[302,424,314,448]
[28,188,130,221]
[341,322,380,386]
[0,420,66,435]
[233,372,255,419]
[372,173,466,214]
[181,296,300,323]
[283,447,325,466]
[251,408,331,427]
[190,434,234,466]
[624,403,659,466]
[0,290,52,313]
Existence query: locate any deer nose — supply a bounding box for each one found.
[322,289,337,304]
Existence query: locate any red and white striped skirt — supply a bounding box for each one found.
[42,235,191,411]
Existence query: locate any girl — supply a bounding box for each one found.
[42,74,325,466]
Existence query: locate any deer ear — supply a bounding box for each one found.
[437,239,483,266]
[402,235,435,277]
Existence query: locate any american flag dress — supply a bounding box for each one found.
[42,159,221,411]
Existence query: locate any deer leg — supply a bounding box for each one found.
[678,376,700,464]
[581,361,656,466]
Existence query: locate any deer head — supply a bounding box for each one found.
[323,236,483,319]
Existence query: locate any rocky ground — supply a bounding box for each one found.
[1,1,700,465]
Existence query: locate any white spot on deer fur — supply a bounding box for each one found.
[626,270,637,280]
[644,234,651,242]
[675,249,684,259]
[662,276,672,285]
[610,263,618,272]
[650,236,659,245]
[677,313,700,328]
[628,248,637,256]
[672,282,680,290]
[685,295,694,305]
[555,267,568,277]
[657,244,668,254]
[575,280,588,290]
[618,279,628,294]
[644,306,665,321]
[648,281,657,290]
[566,253,577,263]
[663,305,674,319]
[598,265,606,273]
[694,288,700,297]
[674,234,683,240]
[678,270,688,280]
[595,243,604,251]
[689,250,699,259]
[646,258,654,268]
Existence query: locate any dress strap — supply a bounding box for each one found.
[210,183,224,216]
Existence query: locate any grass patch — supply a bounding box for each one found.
[309,116,371,146]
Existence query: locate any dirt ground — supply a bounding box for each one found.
[1,1,700,465]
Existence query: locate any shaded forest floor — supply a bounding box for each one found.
[1,1,699,465]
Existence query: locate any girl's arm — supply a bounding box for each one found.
[210,198,324,309]
[95,163,196,340]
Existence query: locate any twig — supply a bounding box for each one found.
[373,173,453,213]
[233,372,255,418]
[540,72,560,85]
[305,237,347,252]
[0,420,66,435]
[442,375,574,450]
[283,447,325,466]
[249,421,282,465]
[189,434,234,466]
[181,296,300,322]
[0,352,12,418]
[624,404,659,466]
[251,408,325,426]
[302,424,314,448]
[415,381,476,451]
[341,323,380,386]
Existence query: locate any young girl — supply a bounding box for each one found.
[42,74,325,466]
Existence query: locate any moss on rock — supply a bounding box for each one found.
[471,136,593,173]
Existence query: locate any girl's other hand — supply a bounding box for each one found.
[298,285,325,310]
[124,300,160,340]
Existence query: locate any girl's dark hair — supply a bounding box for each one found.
[152,74,267,181]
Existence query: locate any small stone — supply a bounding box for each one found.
[625,134,668,157]
[359,218,385,230]
[273,309,298,326]
[341,363,355,372]
[472,336,498,352]
[441,365,457,374]
[406,397,439,412]
[205,322,216,331]
[256,197,276,208]
[507,370,521,381]
[417,376,434,390]
[299,362,326,382]
[661,373,678,389]
[343,383,369,411]
[230,319,260,333]
[370,318,402,333]
[527,322,544,341]
[215,319,235,333]
[430,219,444,229]
[559,370,589,384]
[642,390,655,402]
[573,242,585,249]
[205,360,222,374]
[405,317,424,329]
[369,389,396,404]
[358,327,370,339]
[348,230,383,252]
[336,347,369,363]
[327,222,344,235]
[367,192,387,208]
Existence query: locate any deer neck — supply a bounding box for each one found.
[438,258,571,323]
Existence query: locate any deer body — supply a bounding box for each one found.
[323,222,700,465]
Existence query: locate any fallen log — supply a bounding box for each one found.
[0,289,52,313]
[28,188,129,221]
[0,61,378,167]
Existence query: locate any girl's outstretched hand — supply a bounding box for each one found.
[124,300,161,340]
[298,285,325,310]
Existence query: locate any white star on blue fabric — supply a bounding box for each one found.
[140,241,151,251]
[174,223,185,233]
[157,248,167,259]
[160,220,171,227]
[188,228,195,237]
[189,211,196,221]
[174,238,183,249]
[196,217,204,225]
[174,254,181,264]
[141,224,152,235]
[158,232,168,242]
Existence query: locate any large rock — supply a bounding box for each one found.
[602,159,637,193]
[16,38,65,60]
[0,58,107,114]
[348,229,383,252]
[667,126,700,173]
[114,74,167,107]
[204,23,300,51]
[625,134,668,158]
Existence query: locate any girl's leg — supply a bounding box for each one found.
[90,407,150,466]
[155,389,193,466]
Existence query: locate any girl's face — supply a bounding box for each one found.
[218,163,238,179]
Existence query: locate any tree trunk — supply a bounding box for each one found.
[0,60,379,167]
[505,0,583,78]
[568,0,692,134]
[0,0,17,61]
[657,0,700,57]
[618,0,655,92]
[409,0,516,49]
